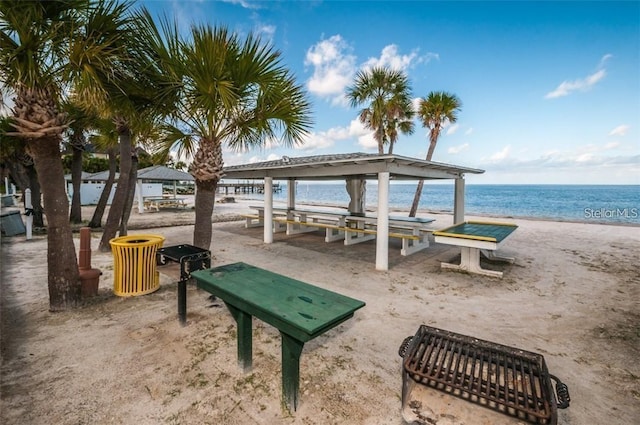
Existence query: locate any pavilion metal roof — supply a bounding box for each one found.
[222,153,484,181]
[66,165,194,182]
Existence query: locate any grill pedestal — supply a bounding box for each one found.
[399,326,569,425]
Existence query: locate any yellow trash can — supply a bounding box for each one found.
[109,234,165,296]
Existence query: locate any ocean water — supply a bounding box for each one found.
[240,183,639,225]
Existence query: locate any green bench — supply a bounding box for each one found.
[190,262,366,410]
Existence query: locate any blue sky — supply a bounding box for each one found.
[142,0,640,184]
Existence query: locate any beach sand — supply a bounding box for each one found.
[1,197,638,424]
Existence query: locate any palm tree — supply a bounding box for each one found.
[65,5,167,251]
[346,67,414,154]
[409,91,462,217]
[87,118,119,229]
[0,0,142,310]
[153,23,313,250]
[63,101,97,224]
[0,117,44,227]
[386,97,415,154]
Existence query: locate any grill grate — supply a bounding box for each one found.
[400,326,569,425]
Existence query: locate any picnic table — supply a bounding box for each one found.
[433,221,518,278]
[190,262,365,410]
[245,206,434,255]
[143,196,187,211]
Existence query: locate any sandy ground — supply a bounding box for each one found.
[1,197,639,425]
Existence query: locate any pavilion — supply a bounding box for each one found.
[222,153,484,271]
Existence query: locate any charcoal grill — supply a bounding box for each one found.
[399,325,570,424]
[156,244,211,325]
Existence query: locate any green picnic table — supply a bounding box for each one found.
[189,262,366,410]
[433,221,518,278]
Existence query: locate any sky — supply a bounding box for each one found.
[141,0,640,184]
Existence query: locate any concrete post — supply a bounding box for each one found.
[264,177,273,243]
[376,172,390,271]
[137,180,144,214]
[346,178,366,216]
[454,177,465,224]
[25,188,33,240]
[287,178,295,210]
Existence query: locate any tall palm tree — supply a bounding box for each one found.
[386,97,415,154]
[153,23,313,250]
[63,101,97,224]
[409,91,462,217]
[346,67,413,154]
[0,117,44,227]
[86,117,119,229]
[0,0,141,310]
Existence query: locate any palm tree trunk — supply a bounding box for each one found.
[27,137,81,310]
[193,179,217,250]
[88,146,116,228]
[98,125,132,252]
[408,179,424,217]
[27,164,45,227]
[377,124,385,155]
[69,143,83,223]
[119,155,138,236]
[409,128,440,217]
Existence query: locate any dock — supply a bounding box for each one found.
[217,182,281,195]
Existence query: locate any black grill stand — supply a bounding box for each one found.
[156,244,211,325]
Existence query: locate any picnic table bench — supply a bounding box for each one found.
[433,220,518,278]
[144,197,187,211]
[190,262,365,411]
[245,206,435,255]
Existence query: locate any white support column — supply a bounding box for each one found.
[25,188,33,240]
[376,172,390,271]
[453,177,465,224]
[137,179,144,213]
[287,178,296,210]
[264,177,274,243]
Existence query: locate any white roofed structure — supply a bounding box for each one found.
[222,153,484,271]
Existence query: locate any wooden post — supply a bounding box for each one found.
[227,304,253,371]
[281,333,304,410]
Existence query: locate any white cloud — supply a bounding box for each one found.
[255,24,276,39]
[361,45,438,72]
[362,45,418,71]
[545,69,606,99]
[609,124,630,136]
[465,127,473,135]
[599,54,613,68]
[488,145,511,162]
[445,124,459,135]
[305,35,356,100]
[575,153,595,163]
[448,143,469,154]
[294,119,375,152]
[603,141,620,150]
[221,0,261,9]
[479,140,639,175]
[545,54,611,99]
